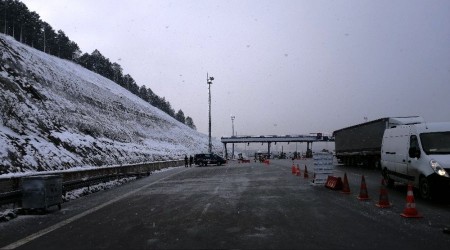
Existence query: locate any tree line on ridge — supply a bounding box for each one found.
[0,0,196,130]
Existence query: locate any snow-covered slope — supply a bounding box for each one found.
[0,34,222,174]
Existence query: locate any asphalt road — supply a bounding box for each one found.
[1,159,450,249]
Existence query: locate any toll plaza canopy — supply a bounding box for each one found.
[220,134,334,159]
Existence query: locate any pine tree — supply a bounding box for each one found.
[175,109,186,124]
[185,116,196,130]
[139,85,149,102]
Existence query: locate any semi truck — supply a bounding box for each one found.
[333,116,424,168]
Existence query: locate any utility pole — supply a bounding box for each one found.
[207,73,214,153]
[231,115,235,159]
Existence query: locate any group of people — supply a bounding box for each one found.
[184,155,193,167]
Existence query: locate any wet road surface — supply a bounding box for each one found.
[1,159,450,249]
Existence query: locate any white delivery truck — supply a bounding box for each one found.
[381,121,450,199]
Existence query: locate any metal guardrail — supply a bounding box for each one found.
[0,160,184,206]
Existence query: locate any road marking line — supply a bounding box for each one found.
[1,168,189,250]
[201,203,211,216]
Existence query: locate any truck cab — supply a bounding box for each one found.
[381,122,450,199]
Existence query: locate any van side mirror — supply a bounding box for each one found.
[409,148,420,158]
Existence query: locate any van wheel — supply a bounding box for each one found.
[382,168,394,187]
[419,176,432,200]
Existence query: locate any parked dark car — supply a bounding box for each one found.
[194,153,226,166]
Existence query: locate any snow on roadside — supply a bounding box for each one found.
[0,165,183,223]
[0,33,223,174]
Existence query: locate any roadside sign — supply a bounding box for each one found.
[312,153,334,185]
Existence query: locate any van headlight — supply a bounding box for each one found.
[430,160,449,177]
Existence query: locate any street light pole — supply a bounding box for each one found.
[207,73,214,153]
[231,115,235,159]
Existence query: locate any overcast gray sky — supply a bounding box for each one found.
[21,0,450,138]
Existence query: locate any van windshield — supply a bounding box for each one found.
[420,132,450,155]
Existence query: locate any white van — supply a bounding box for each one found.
[381,122,450,199]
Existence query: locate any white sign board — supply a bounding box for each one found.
[312,152,334,185]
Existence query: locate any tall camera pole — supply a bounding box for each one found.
[207,73,214,153]
[231,115,235,159]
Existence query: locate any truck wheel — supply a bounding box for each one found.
[349,157,355,167]
[362,158,369,168]
[419,176,432,200]
[374,160,381,170]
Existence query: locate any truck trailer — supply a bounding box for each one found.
[333,116,424,168]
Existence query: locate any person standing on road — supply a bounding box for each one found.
[184,155,188,167]
[189,155,193,167]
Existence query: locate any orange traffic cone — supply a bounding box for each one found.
[341,173,351,194]
[357,175,370,200]
[304,165,309,179]
[376,178,392,208]
[296,166,301,176]
[291,163,296,174]
[400,183,422,218]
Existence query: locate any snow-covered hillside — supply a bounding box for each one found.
[0,34,222,175]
